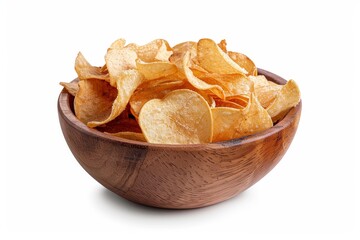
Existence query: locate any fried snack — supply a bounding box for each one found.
[60,38,301,144]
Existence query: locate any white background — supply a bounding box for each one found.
[2,0,359,239]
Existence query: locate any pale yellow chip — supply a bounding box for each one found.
[266,79,301,122]
[87,70,144,127]
[212,93,273,142]
[169,41,197,67]
[108,38,126,49]
[106,131,146,142]
[136,60,177,80]
[74,79,117,124]
[60,81,79,96]
[197,38,248,75]
[139,89,213,144]
[75,52,109,81]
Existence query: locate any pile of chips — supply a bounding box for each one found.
[60,38,300,144]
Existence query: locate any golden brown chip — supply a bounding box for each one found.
[228,51,257,76]
[214,98,244,109]
[217,39,227,53]
[60,81,79,96]
[105,131,146,142]
[95,104,142,133]
[266,79,301,122]
[105,47,137,87]
[211,93,273,142]
[195,72,253,97]
[197,38,248,75]
[75,52,109,81]
[136,60,177,80]
[130,79,185,118]
[182,51,225,99]
[139,89,213,144]
[74,79,117,124]
[226,95,249,108]
[136,39,173,62]
[66,37,301,144]
[87,70,144,127]
[249,75,282,108]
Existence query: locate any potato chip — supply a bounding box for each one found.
[226,95,249,108]
[109,38,126,49]
[60,81,79,96]
[249,75,282,108]
[130,79,185,118]
[193,71,253,97]
[212,93,273,142]
[197,38,248,75]
[106,131,146,142]
[217,39,227,53]
[95,104,142,133]
[214,98,244,109]
[136,60,177,80]
[170,41,196,65]
[75,52,109,81]
[87,70,144,127]
[182,51,225,99]
[228,51,257,76]
[105,47,137,87]
[63,37,301,144]
[255,84,282,109]
[136,39,173,62]
[139,89,213,144]
[74,79,117,124]
[266,80,301,122]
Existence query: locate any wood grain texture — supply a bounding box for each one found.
[58,68,302,209]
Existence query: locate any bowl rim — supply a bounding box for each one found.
[58,68,302,150]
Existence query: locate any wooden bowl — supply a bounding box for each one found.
[58,68,301,209]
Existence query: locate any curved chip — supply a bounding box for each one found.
[130,79,185,118]
[197,38,248,75]
[217,39,228,53]
[249,75,282,108]
[74,79,117,124]
[169,41,197,68]
[109,38,126,49]
[212,93,273,142]
[60,81,79,96]
[75,52,109,81]
[266,79,301,122]
[139,89,213,144]
[214,98,244,109]
[228,51,257,76]
[87,70,144,128]
[105,47,137,87]
[136,39,173,62]
[136,60,177,80]
[182,51,225,99]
